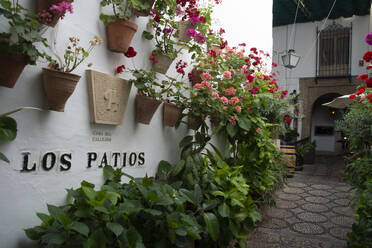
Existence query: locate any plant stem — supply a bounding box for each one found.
[0,107,42,117]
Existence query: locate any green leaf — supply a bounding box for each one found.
[103,165,115,181]
[203,213,219,241]
[249,210,262,223]
[47,204,64,222]
[157,160,172,181]
[107,222,124,237]
[142,31,154,40]
[0,116,17,141]
[41,232,65,245]
[36,213,50,223]
[82,186,96,200]
[218,203,230,218]
[179,135,193,148]
[24,227,44,240]
[0,152,10,163]
[171,160,185,177]
[226,123,238,138]
[238,117,251,131]
[69,221,89,237]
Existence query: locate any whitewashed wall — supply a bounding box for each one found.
[273,15,370,138]
[0,0,272,247]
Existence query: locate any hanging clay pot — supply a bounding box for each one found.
[163,102,182,127]
[37,0,74,27]
[132,0,155,16]
[0,53,28,88]
[178,21,191,42]
[42,68,81,112]
[106,19,138,53]
[188,117,201,130]
[152,54,173,74]
[135,94,162,124]
[190,68,203,86]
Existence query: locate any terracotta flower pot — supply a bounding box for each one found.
[188,117,201,130]
[106,19,138,53]
[0,53,28,88]
[152,54,173,74]
[163,102,182,127]
[178,21,191,42]
[42,68,81,112]
[37,0,74,27]
[190,68,202,86]
[132,0,155,16]
[135,94,162,124]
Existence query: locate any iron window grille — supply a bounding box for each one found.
[316,22,352,78]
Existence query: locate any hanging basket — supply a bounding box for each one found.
[37,0,74,27]
[132,0,155,16]
[152,54,173,74]
[135,94,162,124]
[188,117,201,130]
[42,68,81,112]
[0,53,28,88]
[190,68,203,86]
[106,19,138,53]
[163,102,182,127]
[178,21,191,42]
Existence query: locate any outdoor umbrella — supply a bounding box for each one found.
[322,94,357,109]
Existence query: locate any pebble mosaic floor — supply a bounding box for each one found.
[246,155,354,248]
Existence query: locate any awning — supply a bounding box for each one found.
[322,94,356,109]
[273,0,370,27]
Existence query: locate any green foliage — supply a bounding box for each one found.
[129,69,164,100]
[0,0,47,64]
[25,166,202,248]
[296,141,316,158]
[0,112,17,163]
[336,102,372,153]
[100,0,131,24]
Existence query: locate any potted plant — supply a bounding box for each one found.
[295,141,316,169]
[131,0,155,16]
[42,36,103,112]
[0,0,47,88]
[37,0,74,27]
[129,69,164,125]
[100,0,138,53]
[143,0,180,74]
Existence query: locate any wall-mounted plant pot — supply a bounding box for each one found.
[190,68,202,86]
[106,19,138,53]
[135,94,162,124]
[178,21,191,42]
[163,102,182,127]
[188,117,201,130]
[42,68,81,112]
[131,0,155,16]
[0,53,28,88]
[152,54,173,74]
[37,0,74,27]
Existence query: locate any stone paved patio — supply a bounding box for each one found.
[246,155,355,248]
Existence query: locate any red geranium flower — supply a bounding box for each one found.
[367,78,372,88]
[115,64,125,74]
[349,94,356,99]
[124,47,137,58]
[358,74,368,81]
[363,51,372,62]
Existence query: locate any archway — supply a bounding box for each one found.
[310,93,343,154]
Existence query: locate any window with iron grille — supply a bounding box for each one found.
[316,22,351,78]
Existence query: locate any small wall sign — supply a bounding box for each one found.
[87,70,132,125]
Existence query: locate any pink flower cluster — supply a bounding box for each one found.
[186,29,206,44]
[38,1,73,25]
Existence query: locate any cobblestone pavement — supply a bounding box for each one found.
[246,155,355,248]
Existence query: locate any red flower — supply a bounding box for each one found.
[238,43,246,47]
[220,40,228,49]
[367,78,372,88]
[363,51,372,62]
[208,49,217,58]
[283,116,291,125]
[272,62,277,67]
[367,65,372,70]
[124,47,137,58]
[349,94,356,99]
[358,74,368,81]
[199,16,206,23]
[115,65,125,74]
[366,94,372,103]
[154,14,161,22]
[219,28,225,34]
[281,90,288,99]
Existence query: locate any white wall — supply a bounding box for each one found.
[0,0,272,247]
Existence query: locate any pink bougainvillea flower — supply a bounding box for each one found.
[186,28,196,37]
[223,71,232,79]
[237,51,244,57]
[194,83,202,89]
[212,92,219,99]
[230,68,236,74]
[235,106,241,113]
[202,73,211,80]
[50,1,73,19]
[256,128,262,134]
[124,46,137,58]
[365,32,372,46]
[224,87,236,96]
[115,64,125,74]
[229,97,239,105]
[220,96,228,104]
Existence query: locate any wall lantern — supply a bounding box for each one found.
[282,49,300,69]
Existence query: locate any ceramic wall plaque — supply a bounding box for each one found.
[87,70,132,125]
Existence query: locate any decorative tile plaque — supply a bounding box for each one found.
[87,70,132,125]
